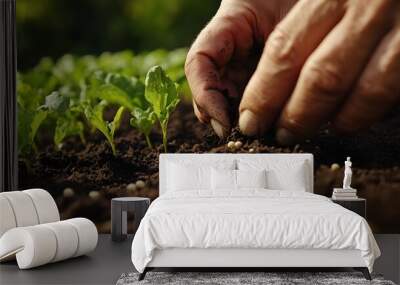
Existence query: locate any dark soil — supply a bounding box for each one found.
[19,103,400,233]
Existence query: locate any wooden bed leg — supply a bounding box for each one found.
[138,268,147,281]
[354,267,371,280]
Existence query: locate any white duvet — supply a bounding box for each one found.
[131,190,380,273]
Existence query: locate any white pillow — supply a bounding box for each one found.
[211,168,236,190]
[167,160,236,191]
[167,163,209,191]
[211,169,267,190]
[238,159,308,191]
[236,169,267,189]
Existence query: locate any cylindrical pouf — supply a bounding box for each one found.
[0,226,57,269]
[0,191,39,227]
[23,189,60,224]
[0,196,17,237]
[42,221,79,262]
[0,218,98,269]
[65,218,98,257]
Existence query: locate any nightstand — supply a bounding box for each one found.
[111,197,150,242]
[331,198,366,218]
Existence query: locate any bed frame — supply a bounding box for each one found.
[139,154,371,280]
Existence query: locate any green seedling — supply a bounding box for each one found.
[17,49,188,156]
[54,113,85,149]
[130,107,156,148]
[144,65,180,152]
[17,82,48,154]
[89,72,146,111]
[40,91,85,150]
[84,101,125,155]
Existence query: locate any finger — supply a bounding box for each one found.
[192,98,209,124]
[276,0,396,145]
[186,7,259,138]
[239,0,345,136]
[333,20,400,133]
[186,25,233,137]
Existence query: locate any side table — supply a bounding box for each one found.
[111,197,150,242]
[331,198,366,218]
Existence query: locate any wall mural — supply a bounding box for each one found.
[17,0,400,234]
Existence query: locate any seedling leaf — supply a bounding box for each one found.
[130,108,156,148]
[144,65,180,152]
[54,116,85,149]
[109,106,125,138]
[41,91,70,112]
[84,101,125,155]
[89,72,147,111]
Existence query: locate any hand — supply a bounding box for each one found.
[185,0,400,144]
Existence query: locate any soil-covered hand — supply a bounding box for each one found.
[185,0,400,144]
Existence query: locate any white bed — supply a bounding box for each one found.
[131,154,380,280]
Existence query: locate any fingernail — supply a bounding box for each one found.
[276,128,297,146]
[239,110,259,136]
[211,119,229,139]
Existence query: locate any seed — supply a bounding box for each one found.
[126,183,137,191]
[227,141,235,149]
[331,163,340,171]
[136,180,146,188]
[234,141,243,149]
[89,191,100,200]
[63,187,75,198]
[249,148,255,153]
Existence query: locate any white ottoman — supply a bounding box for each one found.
[0,189,98,269]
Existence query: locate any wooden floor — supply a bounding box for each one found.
[0,234,398,284]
